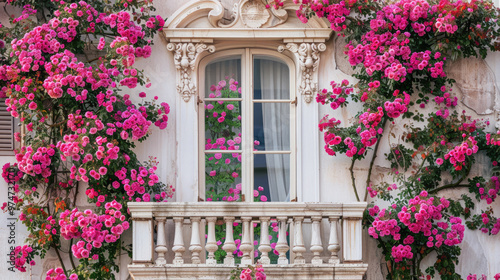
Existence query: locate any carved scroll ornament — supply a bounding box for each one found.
[278,43,326,103]
[167,42,216,102]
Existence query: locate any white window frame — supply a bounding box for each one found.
[198,48,297,202]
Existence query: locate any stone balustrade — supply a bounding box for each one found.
[127,202,368,280]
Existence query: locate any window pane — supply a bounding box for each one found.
[205,100,242,148]
[205,152,242,202]
[254,103,290,151]
[254,57,289,100]
[205,57,241,98]
[254,154,290,202]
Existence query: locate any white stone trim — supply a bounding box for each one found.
[166,42,216,102]
[278,42,327,103]
[128,264,368,280]
[128,202,368,218]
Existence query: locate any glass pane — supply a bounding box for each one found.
[254,57,289,100]
[205,152,242,202]
[254,154,290,202]
[254,103,290,151]
[205,100,242,148]
[205,57,241,98]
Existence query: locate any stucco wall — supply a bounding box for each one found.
[0,1,499,279]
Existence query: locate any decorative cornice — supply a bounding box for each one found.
[278,42,327,103]
[163,0,332,41]
[166,42,216,102]
[165,0,224,29]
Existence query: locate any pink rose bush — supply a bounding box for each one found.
[0,0,172,278]
[268,0,500,278]
[12,245,35,272]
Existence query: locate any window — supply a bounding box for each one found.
[0,98,17,155]
[199,49,296,203]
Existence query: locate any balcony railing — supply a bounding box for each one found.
[128,202,368,280]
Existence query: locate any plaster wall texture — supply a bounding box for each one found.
[0,1,499,279]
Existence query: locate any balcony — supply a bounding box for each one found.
[128,202,368,280]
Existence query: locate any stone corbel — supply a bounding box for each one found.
[167,42,216,102]
[278,42,326,103]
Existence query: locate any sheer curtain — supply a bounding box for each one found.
[259,59,290,202]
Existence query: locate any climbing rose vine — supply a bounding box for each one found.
[269,0,500,279]
[0,0,172,278]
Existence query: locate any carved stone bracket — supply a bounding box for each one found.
[278,43,326,103]
[167,42,216,102]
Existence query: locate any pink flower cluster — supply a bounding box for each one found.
[443,136,478,171]
[357,107,384,147]
[479,211,500,235]
[398,191,464,247]
[46,267,78,280]
[16,145,56,178]
[13,245,35,272]
[384,91,410,118]
[476,177,500,204]
[59,201,129,259]
[316,79,352,110]
[2,162,23,184]
[466,274,487,280]
[435,14,458,33]
[486,132,500,147]
[368,216,401,240]
[239,265,266,280]
[12,5,37,24]
[292,0,351,32]
[391,244,413,263]
[113,165,160,202]
[368,191,466,263]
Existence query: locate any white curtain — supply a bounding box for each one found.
[259,59,290,202]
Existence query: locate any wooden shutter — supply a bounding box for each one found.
[0,98,14,151]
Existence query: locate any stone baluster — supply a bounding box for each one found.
[292,216,306,264]
[328,217,340,264]
[205,217,218,265]
[222,217,237,266]
[310,216,323,265]
[155,217,168,265]
[189,217,202,264]
[172,217,185,265]
[258,217,271,265]
[275,216,289,265]
[240,217,253,265]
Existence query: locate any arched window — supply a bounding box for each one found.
[199,49,296,202]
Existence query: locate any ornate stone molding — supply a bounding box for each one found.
[164,0,330,40]
[166,42,215,102]
[278,43,326,103]
[240,1,270,28]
